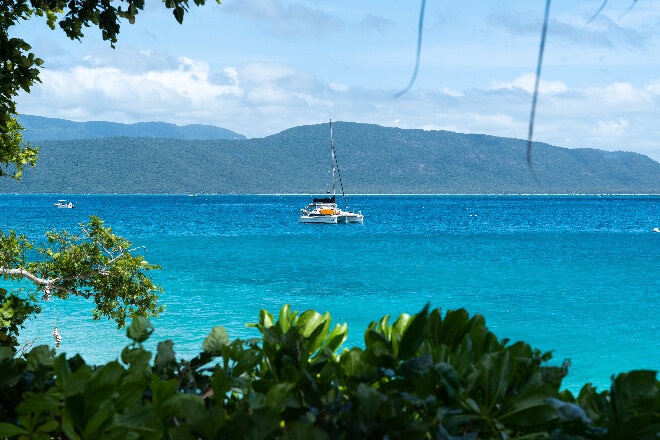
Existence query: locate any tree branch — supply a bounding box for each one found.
[0,267,109,298]
[0,268,50,286]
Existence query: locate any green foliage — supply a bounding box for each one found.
[0,115,38,179]
[0,305,657,439]
[0,288,39,351]
[0,216,163,328]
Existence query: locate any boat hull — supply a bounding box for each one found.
[299,215,339,224]
[340,212,363,223]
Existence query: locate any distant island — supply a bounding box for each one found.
[2,115,659,194]
[17,115,246,141]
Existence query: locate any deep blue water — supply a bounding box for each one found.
[1,194,658,394]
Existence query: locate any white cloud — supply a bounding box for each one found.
[16,52,660,163]
[646,79,660,95]
[441,87,463,97]
[19,57,243,124]
[329,82,349,92]
[489,73,568,95]
[587,82,652,106]
[594,118,629,137]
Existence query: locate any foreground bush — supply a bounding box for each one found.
[0,305,658,439]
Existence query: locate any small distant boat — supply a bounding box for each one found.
[299,120,363,224]
[54,199,75,209]
[653,227,660,233]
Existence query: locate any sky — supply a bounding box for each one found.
[13,0,660,162]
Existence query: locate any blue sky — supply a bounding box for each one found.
[14,0,660,161]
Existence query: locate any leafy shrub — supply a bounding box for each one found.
[0,305,658,439]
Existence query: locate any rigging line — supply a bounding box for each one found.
[330,122,348,207]
[330,120,336,197]
[619,0,638,20]
[394,0,426,98]
[587,0,637,24]
[587,0,608,24]
[334,145,348,207]
[527,0,552,175]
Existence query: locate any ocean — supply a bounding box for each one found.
[1,194,658,394]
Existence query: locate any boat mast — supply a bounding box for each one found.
[329,119,349,208]
[330,119,336,198]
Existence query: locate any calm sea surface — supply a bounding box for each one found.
[1,194,658,393]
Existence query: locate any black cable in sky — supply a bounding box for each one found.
[394,0,426,98]
[527,0,552,172]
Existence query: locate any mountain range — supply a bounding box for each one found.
[2,116,658,194]
[17,115,245,141]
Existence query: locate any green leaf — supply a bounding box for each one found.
[341,348,366,377]
[211,366,231,396]
[18,392,61,417]
[577,383,611,425]
[0,422,29,437]
[165,394,206,425]
[37,419,60,433]
[203,326,230,354]
[121,346,152,370]
[26,345,54,371]
[608,413,660,440]
[260,308,275,329]
[127,317,154,343]
[232,346,262,376]
[60,415,81,440]
[437,308,472,348]
[498,403,557,428]
[363,329,394,367]
[298,310,329,347]
[84,407,113,437]
[150,377,179,406]
[278,304,295,332]
[434,362,461,402]
[479,351,513,412]
[282,421,332,440]
[611,370,658,421]
[390,312,410,355]
[116,378,146,410]
[113,405,158,432]
[54,353,72,387]
[319,322,348,354]
[400,353,432,378]
[397,304,429,360]
[155,340,176,370]
[356,383,386,422]
[265,382,296,412]
[173,5,184,24]
[60,366,93,397]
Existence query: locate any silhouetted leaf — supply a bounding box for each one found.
[127,317,153,343]
[398,304,429,360]
[203,326,230,354]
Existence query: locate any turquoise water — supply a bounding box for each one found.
[1,194,658,393]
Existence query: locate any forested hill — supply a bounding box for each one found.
[17,115,245,141]
[3,121,660,194]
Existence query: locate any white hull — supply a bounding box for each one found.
[298,212,363,224]
[299,215,339,224]
[340,212,363,223]
[54,200,75,209]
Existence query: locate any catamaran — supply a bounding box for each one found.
[299,120,363,224]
